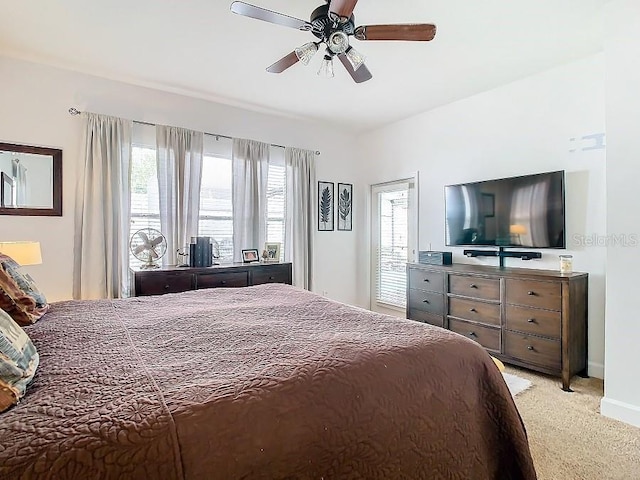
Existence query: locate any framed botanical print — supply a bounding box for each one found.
[318,181,334,231]
[337,183,353,231]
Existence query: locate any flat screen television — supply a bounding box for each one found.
[445,170,565,249]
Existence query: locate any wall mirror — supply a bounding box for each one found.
[0,142,62,216]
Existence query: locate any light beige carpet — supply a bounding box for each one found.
[507,366,640,480]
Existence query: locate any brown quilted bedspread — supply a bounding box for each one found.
[0,284,536,480]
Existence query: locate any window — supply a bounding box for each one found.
[266,147,286,261]
[129,145,160,268]
[371,179,417,311]
[128,129,287,267]
[198,154,233,261]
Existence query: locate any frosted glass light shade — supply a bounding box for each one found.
[317,56,335,78]
[295,42,318,65]
[0,241,42,265]
[327,31,349,54]
[345,46,366,71]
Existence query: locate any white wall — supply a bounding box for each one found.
[357,55,606,378]
[0,56,363,306]
[601,0,640,428]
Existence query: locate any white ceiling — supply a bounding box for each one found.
[0,0,605,133]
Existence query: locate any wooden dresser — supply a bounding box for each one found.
[131,262,292,297]
[406,263,588,391]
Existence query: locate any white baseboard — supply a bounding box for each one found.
[588,361,604,379]
[601,397,640,428]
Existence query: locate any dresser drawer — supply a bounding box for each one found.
[449,275,500,301]
[449,318,501,351]
[196,271,249,289]
[408,310,445,328]
[252,266,291,285]
[504,331,561,371]
[136,272,193,296]
[448,297,500,326]
[506,305,561,338]
[506,279,562,311]
[408,268,445,293]
[408,289,445,315]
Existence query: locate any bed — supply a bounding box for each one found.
[0,283,536,479]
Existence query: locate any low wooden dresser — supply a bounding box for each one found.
[406,263,588,391]
[131,262,292,297]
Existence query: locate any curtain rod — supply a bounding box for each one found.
[68,108,320,155]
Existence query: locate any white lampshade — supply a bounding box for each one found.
[0,241,42,266]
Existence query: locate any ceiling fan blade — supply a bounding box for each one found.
[230,2,312,31]
[337,53,372,84]
[329,0,359,23]
[266,51,300,74]
[354,24,437,41]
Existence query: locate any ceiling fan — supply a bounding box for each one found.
[230,0,436,83]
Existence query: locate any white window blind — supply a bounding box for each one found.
[371,180,416,310]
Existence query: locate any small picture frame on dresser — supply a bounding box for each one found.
[241,249,260,263]
[264,242,281,262]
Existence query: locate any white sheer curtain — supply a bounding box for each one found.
[73,113,132,299]
[232,138,270,262]
[156,125,204,266]
[284,147,316,290]
[12,160,27,207]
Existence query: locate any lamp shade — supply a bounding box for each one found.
[0,241,42,266]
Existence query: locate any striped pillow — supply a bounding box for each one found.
[0,253,49,326]
[0,308,39,412]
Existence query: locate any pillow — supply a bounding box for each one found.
[0,308,39,412]
[0,253,49,326]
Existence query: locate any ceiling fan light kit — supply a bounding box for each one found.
[230,0,436,84]
[295,42,319,65]
[317,54,335,78]
[344,46,365,71]
[328,31,349,54]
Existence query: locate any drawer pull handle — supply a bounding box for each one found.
[164,285,170,290]
[527,345,535,351]
[469,308,477,313]
[527,291,536,296]
[221,281,227,285]
[423,278,430,282]
[423,299,430,304]
[468,332,477,337]
[470,284,478,288]
[527,318,536,323]
[269,276,275,280]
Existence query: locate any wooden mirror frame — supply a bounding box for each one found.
[0,142,62,216]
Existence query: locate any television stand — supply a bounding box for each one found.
[406,262,588,391]
[463,246,542,268]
